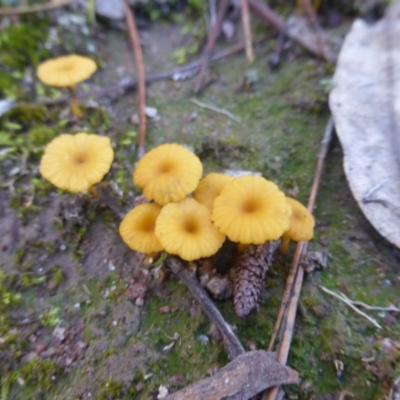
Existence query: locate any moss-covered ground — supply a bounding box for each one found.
[0,4,399,400]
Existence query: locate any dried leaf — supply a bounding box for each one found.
[329,1,400,249]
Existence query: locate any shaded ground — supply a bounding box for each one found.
[0,4,399,399]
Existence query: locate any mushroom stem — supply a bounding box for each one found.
[279,234,291,255]
[68,86,83,118]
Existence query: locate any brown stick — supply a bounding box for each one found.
[123,0,147,159]
[301,0,330,62]
[248,0,332,62]
[263,117,334,400]
[193,0,229,94]
[0,0,72,16]
[241,0,254,62]
[166,350,299,400]
[166,256,245,360]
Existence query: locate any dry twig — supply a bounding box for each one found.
[193,0,230,94]
[0,0,72,16]
[123,0,147,159]
[263,117,334,400]
[301,0,330,61]
[241,0,254,62]
[248,0,333,62]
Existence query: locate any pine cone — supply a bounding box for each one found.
[233,241,280,317]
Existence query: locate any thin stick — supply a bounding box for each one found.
[301,0,329,62]
[0,0,71,16]
[241,0,254,62]
[318,286,382,329]
[166,256,245,360]
[263,117,334,400]
[190,98,241,122]
[193,0,229,94]
[123,0,147,159]
[248,0,333,62]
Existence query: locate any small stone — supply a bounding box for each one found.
[312,305,325,318]
[135,297,144,307]
[53,327,66,341]
[145,106,158,118]
[206,276,233,300]
[157,385,169,399]
[159,306,171,314]
[319,235,329,247]
[197,334,209,344]
[209,324,222,342]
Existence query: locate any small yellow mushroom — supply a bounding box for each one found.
[39,132,113,193]
[212,176,292,244]
[194,172,234,210]
[155,198,225,261]
[133,143,203,205]
[119,203,164,255]
[37,54,97,118]
[279,197,315,255]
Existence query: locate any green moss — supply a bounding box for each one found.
[1,103,47,128]
[2,358,61,399]
[0,19,50,70]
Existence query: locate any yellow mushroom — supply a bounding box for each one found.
[155,198,225,261]
[119,203,164,254]
[212,176,292,244]
[279,197,315,255]
[133,143,203,205]
[37,54,97,118]
[194,172,234,210]
[39,132,114,193]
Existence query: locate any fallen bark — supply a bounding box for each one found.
[166,350,299,400]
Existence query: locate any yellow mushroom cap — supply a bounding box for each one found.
[155,198,225,261]
[133,143,203,205]
[283,197,315,242]
[194,173,235,210]
[37,54,97,87]
[212,176,292,244]
[39,132,114,193]
[119,203,164,254]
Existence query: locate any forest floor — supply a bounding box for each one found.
[0,2,399,399]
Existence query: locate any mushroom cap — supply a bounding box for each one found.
[155,198,225,261]
[37,54,97,87]
[133,143,203,205]
[283,197,315,242]
[39,132,114,192]
[194,172,235,210]
[212,176,292,244]
[119,203,164,254]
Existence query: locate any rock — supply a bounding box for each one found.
[95,0,124,20]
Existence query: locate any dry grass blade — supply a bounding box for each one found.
[263,117,334,400]
[241,0,254,62]
[122,0,147,159]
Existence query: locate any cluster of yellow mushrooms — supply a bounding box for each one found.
[36,54,314,262]
[119,143,315,261]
